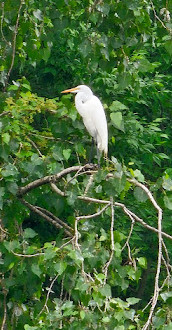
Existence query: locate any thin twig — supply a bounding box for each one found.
[0,2,10,45]
[114,202,171,240]
[150,0,172,33]
[103,197,115,284]
[36,206,73,233]
[19,199,73,237]
[50,182,66,197]
[27,137,43,157]
[0,111,10,117]
[121,219,135,252]
[39,274,59,315]
[76,203,110,221]
[11,251,44,257]
[5,0,24,88]
[1,275,7,330]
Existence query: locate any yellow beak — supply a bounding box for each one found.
[61,87,79,93]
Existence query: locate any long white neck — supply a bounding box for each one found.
[75,90,93,116]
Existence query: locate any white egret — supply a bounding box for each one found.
[61,85,108,163]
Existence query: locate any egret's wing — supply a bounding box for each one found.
[82,96,108,154]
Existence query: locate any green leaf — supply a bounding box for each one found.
[24,325,38,330]
[162,176,172,191]
[63,148,71,161]
[134,187,148,202]
[31,264,42,278]
[4,240,20,252]
[0,187,5,210]
[110,112,124,131]
[54,261,67,275]
[137,257,147,268]
[7,182,18,195]
[133,169,144,182]
[164,195,172,210]
[126,297,140,305]
[2,133,10,144]
[99,284,111,297]
[160,291,172,302]
[110,101,128,112]
[1,164,18,178]
[80,310,85,320]
[23,228,38,239]
[164,40,172,55]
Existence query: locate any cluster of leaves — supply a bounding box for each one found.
[0,0,172,329]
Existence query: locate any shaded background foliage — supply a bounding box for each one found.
[0,0,172,329]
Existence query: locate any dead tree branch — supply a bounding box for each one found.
[19,199,73,237]
[4,0,24,89]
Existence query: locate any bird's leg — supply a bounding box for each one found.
[97,146,101,168]
[89,138,94,163]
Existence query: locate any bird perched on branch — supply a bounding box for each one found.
[61,85,108,164]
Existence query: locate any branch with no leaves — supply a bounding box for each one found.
[128,179,163,330]
[17,164,97,196]
[39,274,59,315]
[19,198,73,237]
[4,0,24,89]
[103,197,115,284]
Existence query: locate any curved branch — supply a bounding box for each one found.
[17,164,97,196]
[19,198,73,237]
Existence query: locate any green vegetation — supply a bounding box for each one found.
[0,0,172,329]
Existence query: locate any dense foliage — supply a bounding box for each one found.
[0,0,172,329]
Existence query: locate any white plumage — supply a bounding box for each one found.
[61,85,108,157]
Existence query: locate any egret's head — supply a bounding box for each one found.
[61,85,92,95]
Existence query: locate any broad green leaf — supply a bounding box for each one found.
[110,112,124,131]
[110,101,128,112]
[137,257,147,268]
[126,297,140,305]
[162,176,172,191]
[160,291,172,302]
[99,284,111,297]
[164,195,172,210]
[133,169,144,182]
[54,261,67,275]
[1,164,18,177]
[23,228,38,239]
[80,310,85,320]
[31,264,42,278]
[2,133,10,144]
[4,240,20,252]
[134,187,148,202]
[63,148,71,161]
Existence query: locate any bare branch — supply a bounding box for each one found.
[0,275,7,330]
[1,2,11,47]
[27,137,43,158]
[50,182,66,197]
[76,203,110,221]
[129,180,163,330]
[39,274,59,315]
[4,0,24,89]
[17,164,97,196]
[0,111,10,117]
[150,0,172,33]
[11,251,44,257]
[103,197,115,284]
[79,195,110,204]
[114,202,171,240]
[19,199,73,237]
[121,219,135,252]
[36,206,73,233]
